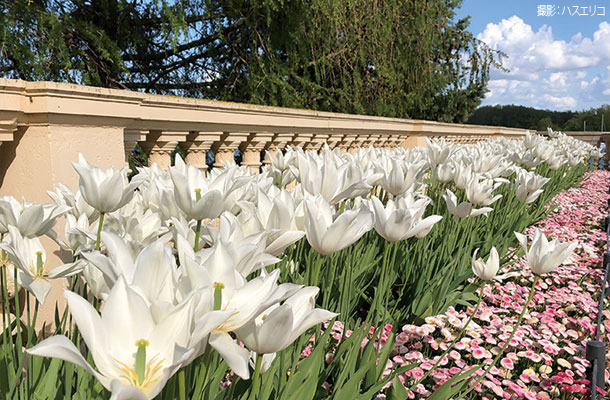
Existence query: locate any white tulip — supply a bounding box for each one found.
[453,162,475,191]
[167,215,197,247]
[169,156,225,221]
[547,127,559,139]
[27,278,219,399]
[533,142,554,161]
[465,176,503,206]
[81,258,111,300]
[156,186,184,221]
[72,153,140,214]
[237,188,305,256]
[113,199,170,247]
[523,131,543,150]
[426,138,454,165]
[297,152,371,204]
[64,213,95,254]
[470,151,505,178]
[471,247,500,280]
[545,153,566,170]
[268,148,296,172]
[210,214,280,277]
[436,162,455,183]
[514,169,550,204]
[567,154,581,167]
[175,235,300,378]
[80,231,139,289]
[0,196,70,237]
[0,226,81,304]
[249,353,278,374]
[206,269,298,379]
[47,183,99,224]
[377,158,427,196]
[235,286,337,355]
[442,189,493,223]
[303,195,373,256]
[369,196,442,242]
[515,229,577,275]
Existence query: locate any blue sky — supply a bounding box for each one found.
[457,0,610,110]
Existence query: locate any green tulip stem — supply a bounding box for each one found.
[12,267,23,368]
[1,259,12,360]
[193,188,203,251]
[310,254,324,287]
[373,239,393,326]
[193,345,212,397]
[385,241,399,313]
[430,165,438,192]
[178,369,186,400]
[406,280,486,394]
[1,263,8,330]
[248,353,264,400]
[194,219,202,252]
[95,212,105,251]
[340,253,353,319]
[460,275,539,398]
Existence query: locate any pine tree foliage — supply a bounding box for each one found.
[1,0,503,122]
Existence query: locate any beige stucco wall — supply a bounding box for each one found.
[0,123,125,331]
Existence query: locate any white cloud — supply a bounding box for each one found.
[477,16,610,110]
[548,72,567,91]
[541,94,577,109]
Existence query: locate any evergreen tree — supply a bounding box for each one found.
[1,0,502,122]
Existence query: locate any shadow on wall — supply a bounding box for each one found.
[0,127,25,190]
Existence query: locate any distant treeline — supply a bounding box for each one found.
[466,104,610,132]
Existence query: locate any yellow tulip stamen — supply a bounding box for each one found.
[115,349,165,396]
[213,282,224,311]
[194,188,202,202]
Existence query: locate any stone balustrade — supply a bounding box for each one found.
[2,79,609,200]
[0,79,530,195]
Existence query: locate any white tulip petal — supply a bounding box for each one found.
[63,290,115,373]
[28,336,110,389]
[209,332,251,380]
[28,278,53,305]
[109,380,148,400]
[256,305,294,353]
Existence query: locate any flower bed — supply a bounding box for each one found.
[0,131,604,399]
[383,169,610,399]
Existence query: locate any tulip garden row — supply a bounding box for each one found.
[377,168,610,399]
[0,130,605,399]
